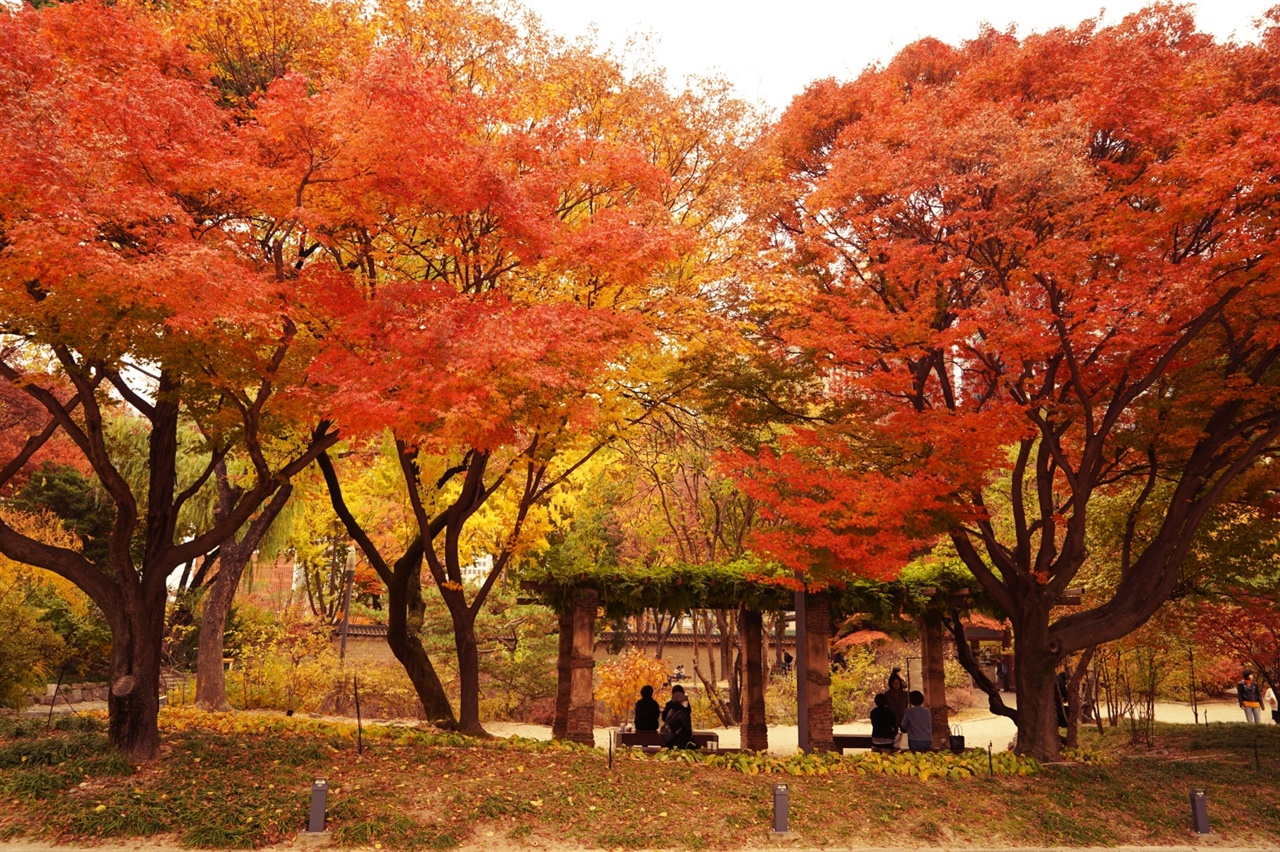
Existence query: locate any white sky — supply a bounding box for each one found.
[520,1,1276,112]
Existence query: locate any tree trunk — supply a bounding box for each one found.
[653,608,674,659]
[716,609,733,674]
[106,590,165,761]
[944,608,1017,723]
[1064,647,1094,748]
[385,556,454,725]
[729,644,743,722]
[452,603,486,736]
[194,578,235,710]
[195,483,293,711]
[692,613,735,726]
[1011,605,1062,759]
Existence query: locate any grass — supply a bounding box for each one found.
[0,710,1278,848]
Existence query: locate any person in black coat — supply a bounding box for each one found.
[634,684,661,731]
[870,693,897,752]
[661,684,695,748]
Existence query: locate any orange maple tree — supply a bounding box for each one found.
[0,2,337,759]
[735,8,1280,758]
[236,3,715,733]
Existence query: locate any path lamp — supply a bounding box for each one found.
[772,783,789,835]
[1189,789,1211,836]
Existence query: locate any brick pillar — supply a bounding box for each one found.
[551,606,573,741]
[804,593,834,752]
[565,588,599,745]
[739,608,768,751]
[920,609,950,748]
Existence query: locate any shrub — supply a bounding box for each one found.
[596,649,670,725]
[0,580,65,709]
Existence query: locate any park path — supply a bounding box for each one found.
[488,698,1248,754]
[23,696,1252,755]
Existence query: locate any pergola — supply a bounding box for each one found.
[523,561,967,752]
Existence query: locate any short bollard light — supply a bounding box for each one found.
[772,783,789,834]
[309,779,329,833]
[1189,788,1210,835]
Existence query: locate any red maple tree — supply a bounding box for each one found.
[736,8,1280,757]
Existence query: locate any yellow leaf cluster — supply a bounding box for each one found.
[594,649,670,721]
[0,508,94,621]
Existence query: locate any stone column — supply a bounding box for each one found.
[804,593,834,752]
[551,606,573,741]
[920,609,950,748]
[739,608,768,751]
[565,588,599,745]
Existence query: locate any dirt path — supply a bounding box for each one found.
[487,698,1247,754]
[22,696,1252,756]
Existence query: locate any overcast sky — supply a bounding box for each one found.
[519,1,1275,112]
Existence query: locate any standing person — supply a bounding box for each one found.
[995,659,1008,692]
[634,685,661,732]
[887,675,909,727]
[661,684,694,748]
[899,690,933,752]
[870,693,897,752]
[1238,671,1264,723]
[1264,682,1278,724]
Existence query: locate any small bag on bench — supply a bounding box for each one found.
[948,725,965,754]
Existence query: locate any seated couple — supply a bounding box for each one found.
[635,684,698,749]
[870,689,932,752]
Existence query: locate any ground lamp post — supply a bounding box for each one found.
[1190,789,1211,836]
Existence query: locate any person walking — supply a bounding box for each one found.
[1264,681,1278,725]
[1238,671,1264,723]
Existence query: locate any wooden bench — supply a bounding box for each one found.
[614,729,720,752]
[831,733,879,752]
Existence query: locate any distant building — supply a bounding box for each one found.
[460,553,493,586]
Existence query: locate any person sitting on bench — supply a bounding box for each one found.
[634,684,661,732]
[900,690,932,752]
[661,684,695,749]
[870,692,897,752]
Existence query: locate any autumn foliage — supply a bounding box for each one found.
[0,2,337,758]
[595,650,671,723]
[9,0,1280,766]
[736,8,1280,757]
